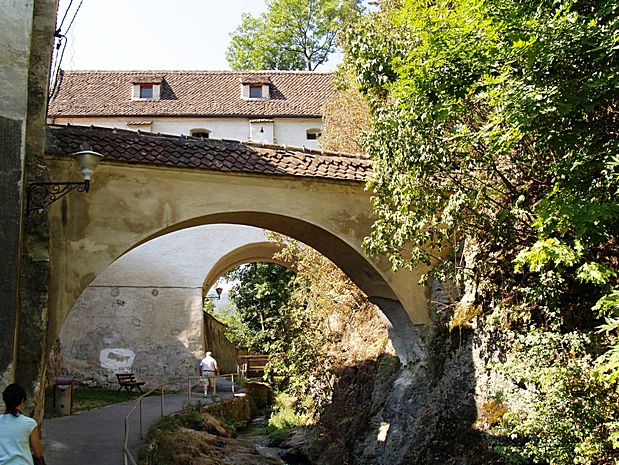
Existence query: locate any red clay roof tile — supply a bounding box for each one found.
[46,124,370,182]
[49,70,334,118]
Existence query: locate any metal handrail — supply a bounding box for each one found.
[122,372,241,465]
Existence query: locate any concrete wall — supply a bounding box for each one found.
[51,116,322,148]
[53,225,268,386]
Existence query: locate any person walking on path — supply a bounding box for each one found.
[199,352,219,399]
[0,383,45,465]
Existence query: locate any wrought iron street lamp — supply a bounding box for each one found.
[206,287,224,300]
[27,148,104,214]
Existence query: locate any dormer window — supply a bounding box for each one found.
[240,76,271,100]
[190,129,211,138]
[131,76,163,101]
[139,84,153,99]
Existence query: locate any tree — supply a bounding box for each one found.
[223,237,390,416]
[320,66,371,153]
[344,0,619,462]
[226,0,361,71]
[224,262,296,353]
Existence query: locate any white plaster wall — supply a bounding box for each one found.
[51,116,324,147]
[0,0,33,121]
[250,121,274,144]
[56,224,268,387]
[273,118,321,149]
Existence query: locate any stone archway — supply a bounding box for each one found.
[54,225,275,384]
[45,125,430,366]
[201,240,290,299]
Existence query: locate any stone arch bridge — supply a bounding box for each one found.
[45,124,429,368]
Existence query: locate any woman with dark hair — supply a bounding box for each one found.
[0,384,44,464]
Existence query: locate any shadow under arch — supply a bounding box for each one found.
[127,211,398,303]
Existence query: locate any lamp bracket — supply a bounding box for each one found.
[27,180,90,214]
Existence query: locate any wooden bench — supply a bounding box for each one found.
[238,354,270,377]
[116,373,146,394]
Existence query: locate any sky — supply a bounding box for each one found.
[58,0,341,71]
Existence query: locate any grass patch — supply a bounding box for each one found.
[266,392,309,443]
[44,387,158,419]
[139,401,239,465]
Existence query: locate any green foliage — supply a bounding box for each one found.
[266,392,310,442]
[595,289,619,384]
[493,330,618,464]
[224,262,296,354]
[208,300,237,325]
[202,298,215,314]
[343,0,619,462]
[224,235,389,421]
[347,0,618,276]
[226,0,361,70]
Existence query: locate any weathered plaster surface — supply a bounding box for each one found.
[45,160,431,361]
[57,286,204,385]
[0,0,34,120]
[0,0,56,410]
[54,225,268,386]
[0,0,34,388]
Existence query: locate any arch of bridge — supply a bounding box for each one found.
[44,127,430,353]
[201,241,291,299]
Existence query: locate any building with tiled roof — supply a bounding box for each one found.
[48,70,335,148]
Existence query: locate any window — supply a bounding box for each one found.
[139,84,153,99]
[241,81,270,99]
[249,85,262,98]
[131,77,162,100]
[190,129,211,138]
[306,128,322,140]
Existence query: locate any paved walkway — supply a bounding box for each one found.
[42,379,237,465]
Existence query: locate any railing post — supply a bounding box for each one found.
[188,378,191,401]
[139,398,143,439]
[124,418,129,465]
[231,374,235,395]
[160,386,164,417]
[123,376,196,465]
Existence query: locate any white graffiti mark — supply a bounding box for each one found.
[100,348,135,371]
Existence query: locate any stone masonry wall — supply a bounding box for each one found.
[0,0,56,413]
[203,314,240,375]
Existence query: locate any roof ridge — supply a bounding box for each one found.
[243,140,367,160]
[60,69,334,75]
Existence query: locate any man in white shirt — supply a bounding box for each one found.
[199,352,219,398]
